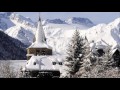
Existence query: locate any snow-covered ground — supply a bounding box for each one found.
[10,60,26,71]
[0,59,67,77]
[0,60,26,71]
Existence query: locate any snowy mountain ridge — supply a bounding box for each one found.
[45,18,120,54]
[65,17,95,27]
[86,18,120,46]
[42,19,67,25]
[10,13,36,28]
[0,12,94,46]
[0,12,15,30]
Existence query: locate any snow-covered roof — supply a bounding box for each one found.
[111,43,120,50]
[96,39,109,47]
[28,42,52,49]
[90,39,110,50]
[35,16,46,43]
[110,44,120,56]
[110,49,117,56]
[28,16,52,49]
[25,55,66,73]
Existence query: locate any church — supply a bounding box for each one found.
[23,14,64,78]
[26,15,52,60]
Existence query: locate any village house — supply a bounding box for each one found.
[90,39,111,57]
[110,44,120,67]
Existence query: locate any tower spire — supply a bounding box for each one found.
[38,12,41,21]
[35,12,46,44]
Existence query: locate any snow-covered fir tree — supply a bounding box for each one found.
[74,36,92,78]
[65,30,89,78]
[78,47,120,78]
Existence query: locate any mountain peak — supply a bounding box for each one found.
[0,12,13,18]
[42,19,66,25]
[10,13,35,28]
[66,17,95,27]
[108,18,120,27]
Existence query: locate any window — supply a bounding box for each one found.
[33,62,36,65]
[36,50,40,55]
[97,49,105,57]
[42,50,46,55]
[52,62,56,65]
[59,62,63,65]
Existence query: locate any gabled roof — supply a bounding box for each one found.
[110,45,120,56]
[111,48,117,56]
[25,55,66,72]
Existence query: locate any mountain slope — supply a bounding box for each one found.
[4,12,120,55]
[2,12,36,46]
[0,31,27,60]
[0,12,15,30]
[85,18,120,46]
[5,26,35,46]
[46,18,120,54]
[5,13,94,46]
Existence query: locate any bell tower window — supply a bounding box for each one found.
[41,50,46,55]
[36,50,40,55]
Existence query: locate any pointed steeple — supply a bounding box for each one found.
[27,13,52,59]
[35,12,46,44]
[38,14,41,21]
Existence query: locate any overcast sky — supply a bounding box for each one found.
[16,12,120,24]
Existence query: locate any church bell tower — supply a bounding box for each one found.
[26,13,52,60]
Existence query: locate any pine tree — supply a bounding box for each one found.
[86,48,113,78]
[65,30,86,77]
[75,36,92,78]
